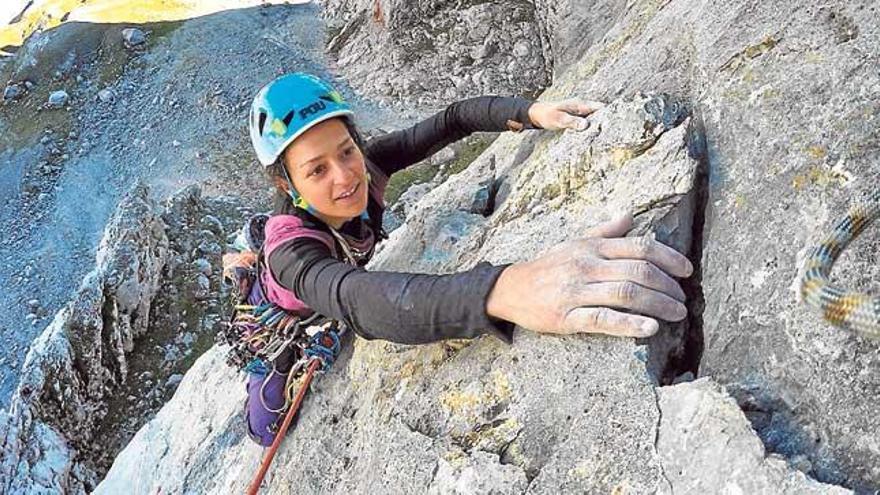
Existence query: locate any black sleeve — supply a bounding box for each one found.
[364,96,536,176]
[267,238,516,345]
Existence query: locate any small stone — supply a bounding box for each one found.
[195,274,211,300]
[430,146,456,166]
[200,215,224,236]
[122,28,147,47]
[98,88,116,103]
[40,136,51,145]
[27,299,39,310]
[469,179,495,215]
[166,374,184,390]
[672,371,695,384]
[196,240,222,256]
[788,454,813,474]
[193,258,212,277]
[172,140,181,147]
[3,84,23,101]
[47,90,69,108]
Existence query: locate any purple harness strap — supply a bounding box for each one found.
[260,215,336,313]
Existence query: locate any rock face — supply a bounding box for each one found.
[657,378,850,495]
[373,93,699,383]
[319,0,550,105]
[0,184,169,493]
[97,95,844,494]
[529,0,629,77]
[531,0,879,488]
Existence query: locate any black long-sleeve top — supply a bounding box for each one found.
[268,96,537,345]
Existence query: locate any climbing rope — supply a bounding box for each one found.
[800,189,880,338]
[247,357,321,495]
[217,213,362,492]
[247,324,345,494]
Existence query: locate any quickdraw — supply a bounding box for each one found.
[247,323,345,495]
[217,214,363,493]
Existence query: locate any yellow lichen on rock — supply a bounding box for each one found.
[439,370,513,422]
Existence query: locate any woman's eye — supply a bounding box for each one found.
[309,165,325,177]
[342,146,355,158]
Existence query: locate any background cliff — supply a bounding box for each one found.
[1,0,878,493]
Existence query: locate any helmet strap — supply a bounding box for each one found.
[280,163,315,214]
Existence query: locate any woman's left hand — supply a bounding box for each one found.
[528,99,605,131]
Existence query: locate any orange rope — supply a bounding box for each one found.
[246,358,321,495]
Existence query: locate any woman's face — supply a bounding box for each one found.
[282,118,369,228]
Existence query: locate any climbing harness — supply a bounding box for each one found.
[800,189,880,338]
[217,212,366,492]
[246,324,345,495]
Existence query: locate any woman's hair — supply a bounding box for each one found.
[265,117,366,194]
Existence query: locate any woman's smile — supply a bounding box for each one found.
[335,182,360,202]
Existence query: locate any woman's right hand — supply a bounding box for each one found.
[486,213,693,338]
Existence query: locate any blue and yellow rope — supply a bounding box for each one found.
[800,189,880,338]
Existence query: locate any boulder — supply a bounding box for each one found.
[47,90,69,108]
[121,28,147,47]
[3,84,23,101]
[657,378,850,495]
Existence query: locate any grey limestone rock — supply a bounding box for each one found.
[193,258,212,277]
[121,28,147,47]
[97,88,115,103]
[0,183,169,493]
[47,90,69,108]
[194,274,211,300]
[3,84,23,101]
[657,378,850,495]
[200,214,224,237]
[319,0,549,108]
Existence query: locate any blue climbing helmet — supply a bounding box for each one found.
[249,73,354,167]
[249,73,364,214]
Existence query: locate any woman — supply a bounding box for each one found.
[243,73,692,445]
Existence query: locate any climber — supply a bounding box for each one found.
[240,73,694,446]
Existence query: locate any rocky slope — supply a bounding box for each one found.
[0,184,170,493]
[3,0,879,493]
[0,1,402,407]
[0,183,257,492]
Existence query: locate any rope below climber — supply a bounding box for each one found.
[247,357,319,495]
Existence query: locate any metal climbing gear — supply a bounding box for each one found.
[246,323,344,495]
[218,212,367,491]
